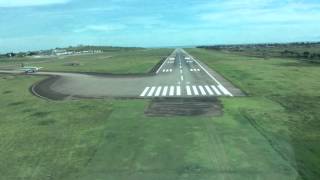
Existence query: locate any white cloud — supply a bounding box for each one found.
[74,24,126,33]
[199,0,320,25]
[0,0,70,7]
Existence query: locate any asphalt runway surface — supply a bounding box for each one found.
[0,49,244,100]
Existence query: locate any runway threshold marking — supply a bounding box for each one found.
[140,87,150,97]
[139,84,226,97]
[211,85,221,96]
[162,86,168,96]
[198,86,207,95]
[218,85,232,96]
[186,86,192,96]
[192,86,199,96]
[154,86,162,97]
[169,86,175,96]
[147,86,156,96]
[205,85,214,95]
[176,86,181,96]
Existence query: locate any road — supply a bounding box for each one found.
[0,49,243,100]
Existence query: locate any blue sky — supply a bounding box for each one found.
[0,0,320,52]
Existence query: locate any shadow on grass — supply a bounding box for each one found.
[31,111,51,118]
[279,61,320,67]
[37,119,56,126]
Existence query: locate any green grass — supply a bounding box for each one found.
[187,48,320,180]
[0,48,172,74]
[0,48,319,180]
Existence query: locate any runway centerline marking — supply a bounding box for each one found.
[181,75,184,81]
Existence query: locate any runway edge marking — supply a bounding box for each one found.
[156,50,177,74]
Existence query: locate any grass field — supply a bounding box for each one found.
[187,48,320,180]
[0,48,319,180]
[0,48,172,74]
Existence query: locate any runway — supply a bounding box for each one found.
[0,49,244,100]
[139,49,237,98]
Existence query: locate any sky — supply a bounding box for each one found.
[0,0,320,53]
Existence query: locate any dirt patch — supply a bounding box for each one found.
[145,97,223,117]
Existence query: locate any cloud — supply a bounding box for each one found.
[74,24,126,33]
[198,0,320,25]
[0,0,70,7]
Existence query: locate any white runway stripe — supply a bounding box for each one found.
[169,86,175,96]
[198,86,206,95]
[162,69,173,73]
[181,75,184,81]
[192,86,199,96]
[205,85,214,95]
[190,69,194,72]
[186,86,192,95]
[140,87,150,97]
[211,85,221,95]
[147,86,156,97]
[218,85,232,96]
[176,86,181,96]
[154,86,162,97]
[162,86,168,96]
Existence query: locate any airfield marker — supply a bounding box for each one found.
[140,87,150,97]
